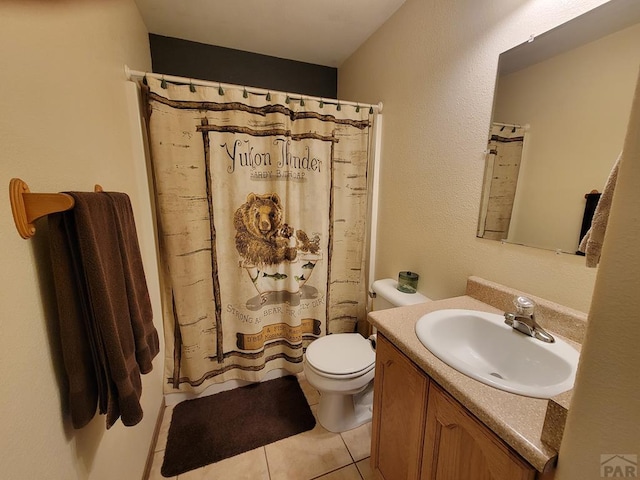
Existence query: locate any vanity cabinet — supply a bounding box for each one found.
[422,383,535,480]
[371,331,430,479]
[371,334,539,480]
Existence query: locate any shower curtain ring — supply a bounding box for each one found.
[319,98,324,108]
[218,83,224,96]
[160,76,167,89]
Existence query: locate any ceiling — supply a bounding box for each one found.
[133,0,406,68]
[500,0,640,75]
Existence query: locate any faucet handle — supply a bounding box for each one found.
[513,296,535,315]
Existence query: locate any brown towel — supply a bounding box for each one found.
[49,212,102,429]
[49,191,158,429]
[105,192,159,373]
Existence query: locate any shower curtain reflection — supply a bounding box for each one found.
[478,123,526,241]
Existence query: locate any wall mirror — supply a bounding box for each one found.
[477,0,640,253]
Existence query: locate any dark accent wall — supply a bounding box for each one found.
[149,34,337,98]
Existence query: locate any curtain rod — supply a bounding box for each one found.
[493,121,530,130]
[124,65,383,113]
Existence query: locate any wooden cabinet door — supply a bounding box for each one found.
[421,384,536,480]
[371,334,430,480]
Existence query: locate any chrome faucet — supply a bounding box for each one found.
[504,296,555,343]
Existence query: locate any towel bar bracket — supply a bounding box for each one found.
[9,178,103,239]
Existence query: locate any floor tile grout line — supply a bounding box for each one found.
[263,446,272,480]
[354,458,367,480]
[308,461,357,480]
[342,425,373,479]
[339,432,357,464]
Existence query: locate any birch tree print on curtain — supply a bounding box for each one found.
[477,124,526,241]
[143,78,373,393]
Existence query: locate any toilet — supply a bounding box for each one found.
[303,278,430,432]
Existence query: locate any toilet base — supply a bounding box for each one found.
[317,382,374,433]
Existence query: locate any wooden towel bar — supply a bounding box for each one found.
[9,178,104,239]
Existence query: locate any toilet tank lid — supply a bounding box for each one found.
[371,278,430,306]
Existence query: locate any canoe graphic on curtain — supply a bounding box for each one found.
[143,77,372,393]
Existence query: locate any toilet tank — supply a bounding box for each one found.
[371,278,430,310]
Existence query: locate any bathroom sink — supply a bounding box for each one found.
[415,309,579,398]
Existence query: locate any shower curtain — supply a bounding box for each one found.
[143,77,374,393]
[478,123,526,241]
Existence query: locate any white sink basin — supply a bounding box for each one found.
[415,309,579,398]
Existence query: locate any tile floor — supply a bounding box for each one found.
[146,373,375,480]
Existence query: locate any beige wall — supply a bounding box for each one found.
[340,0,639,477]
[338,0,615,313]
[495,22,640,252]
[0,1,163,479]
[556,65,640,480]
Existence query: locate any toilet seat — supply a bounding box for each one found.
[305,333,375,379]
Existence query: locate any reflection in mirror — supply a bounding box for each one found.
[477,0,640,253]
[478,124,527,241]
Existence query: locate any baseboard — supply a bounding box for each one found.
[141,396,166,480]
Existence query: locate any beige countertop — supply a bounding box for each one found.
[368,295,565,473]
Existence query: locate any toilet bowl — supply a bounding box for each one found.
[303,333,376,433]
[304,278,430,433]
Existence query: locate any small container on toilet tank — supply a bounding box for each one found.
[397,271,419,293]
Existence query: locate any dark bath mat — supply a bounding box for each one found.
[161,375,316,477]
